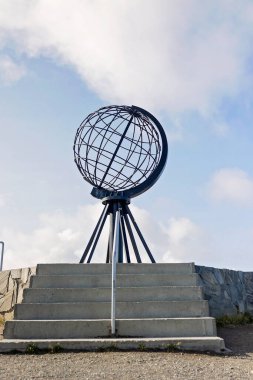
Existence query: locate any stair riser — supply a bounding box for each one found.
[36,263,195,275]
[14,301,209,319]
[31,274,199,288]
[23,286,203,303]
[4,318,216,339]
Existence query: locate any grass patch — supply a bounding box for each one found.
[25,343,39,354]
[165,343,181,352]
[98,344,118,352]
[216,312,253,327]
[138,343,147,351]
[49,343,63,353]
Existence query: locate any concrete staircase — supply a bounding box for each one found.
[0,263,226,352]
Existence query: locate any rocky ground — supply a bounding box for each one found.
[0,324,252,379]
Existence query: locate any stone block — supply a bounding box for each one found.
[0,271,10,294]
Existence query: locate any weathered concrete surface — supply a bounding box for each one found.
[0,267,36,318]
[1,263,227,353]
[31,273,199,288]
[1,264,253,319]
[0,336,226,353]
[4,317,217,339]
[37,262,195,275]
[195,265,253,317]
[14,300,209,319]
[23,286,204,303]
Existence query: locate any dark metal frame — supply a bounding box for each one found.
[79,196,155,264]
[74,105,168,263]
[74,105,168,200]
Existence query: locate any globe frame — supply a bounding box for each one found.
[73,105,168,264]
[73,105,168,199]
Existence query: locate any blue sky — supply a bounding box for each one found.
[0,1,253,270]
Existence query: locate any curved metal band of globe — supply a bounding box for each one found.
[79,196,155,264]
[89,105,168,200]
[124,106,168,199]
[73,105,168,200]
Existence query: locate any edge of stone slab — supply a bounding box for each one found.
[0,337,230,354]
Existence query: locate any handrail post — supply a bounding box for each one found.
[0,241,4,271]
[111,209,120,335]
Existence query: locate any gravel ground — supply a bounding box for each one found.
[0,325,252,379]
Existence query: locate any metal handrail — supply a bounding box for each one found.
[0,241,4,271]
[111,209,120,335]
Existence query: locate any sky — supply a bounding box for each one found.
[0,0,253,271]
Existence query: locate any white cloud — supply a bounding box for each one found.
[0,55,26,85]
[207,168,253,204]
[1,204,102,269]
[0,1,252,113]
[162,217,207,263]
[1,201,207,269]
[166,217,200,245]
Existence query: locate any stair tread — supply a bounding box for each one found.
[33,273,197,277]
[26,285,201,289]
[8,317,215,321]
[20,300,207,304]
[1,337,223,342]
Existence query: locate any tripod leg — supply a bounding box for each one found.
[125,205,156,263]
[87,207,109,263]
[79,203,109,263]
[123,208,142,263]
[118,208,124,263]
[106,239,110,263]
[108,202,117,263]
[120,215,131,263]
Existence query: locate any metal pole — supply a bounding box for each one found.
[111,208,120,335]
[0,241,4,271]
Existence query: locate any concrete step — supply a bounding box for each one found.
[31,273,199,288]
[4,317,217,339]
[15,300,209,319]
[0,337,227,353]
[36,263,195,275]
[23,286,204,303]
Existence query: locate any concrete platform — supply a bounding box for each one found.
[1,262,226,353]
[0,337,226,353]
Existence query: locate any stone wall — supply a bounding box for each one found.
[0,267,36,318]
[196,265,253,317]
[0,265,252,318]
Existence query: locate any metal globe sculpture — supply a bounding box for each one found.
[73,105,168,263]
